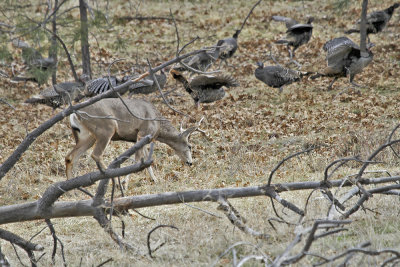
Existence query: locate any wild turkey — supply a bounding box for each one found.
[170,69,239,106]
[272,16,314,65]
[82,73,153,98]
[345,3,400,41]
[173,47,221,73]
[310,37,374,89]
[128,69,167,95]
[216,0,263,67]
[217,30,241,67]
[12,39,56,70]
[12,39,56,84]
[25,81,85,109]
[84,75,121,96]
[24,73,154,109]
[255,62,311,93]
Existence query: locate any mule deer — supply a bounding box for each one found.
[65,98,202,181]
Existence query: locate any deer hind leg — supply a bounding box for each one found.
[65,130,95,179]
[91,132,113,173]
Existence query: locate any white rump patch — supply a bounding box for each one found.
[69,114,81,129]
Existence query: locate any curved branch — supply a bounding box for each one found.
[147,225,178,258]
[268,146,316,186]
[41,26,79,82]
[239,0,262,32]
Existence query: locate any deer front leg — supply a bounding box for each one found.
[135,145,157,183]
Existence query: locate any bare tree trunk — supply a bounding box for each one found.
[79,0,91,79]
[49,0,58,85]
[360,0,368,53]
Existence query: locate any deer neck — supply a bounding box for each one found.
[156,120,182,148]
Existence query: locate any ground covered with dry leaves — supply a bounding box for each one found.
[1,0,400,266]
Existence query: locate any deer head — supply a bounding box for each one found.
[157,117,205,166]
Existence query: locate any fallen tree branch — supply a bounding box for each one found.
[0,229,44,253]
[0,98,15,110]
[0,228,44,267]
[95,258,113,267]
[211,241,270,267]
[264,187,304,216]
[93,207,135,251]
[342,182,400,218]
[1,175,399,225]
[239,0,262,32]
[268,146,316,186]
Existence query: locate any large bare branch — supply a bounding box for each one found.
[0,229,43,252]
[1,175,399,225]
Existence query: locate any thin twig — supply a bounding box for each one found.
[239,0,262,32]
[170,9,220,75]
[131,209,156,221]
[146,59,191,118]
[211,241,269,267]
[45,219,66,266]
[217,197,269,239]
[147,225,179,258]
[104,58,168,122]
[0,98,15,110]
[268,146,316,186]
[182,202,223,218]
[95,258,113,267]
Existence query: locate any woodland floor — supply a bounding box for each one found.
[1,0,400,266]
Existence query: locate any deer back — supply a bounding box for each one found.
[74,98,161,142]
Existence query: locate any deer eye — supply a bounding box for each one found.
[188,145,192,151]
